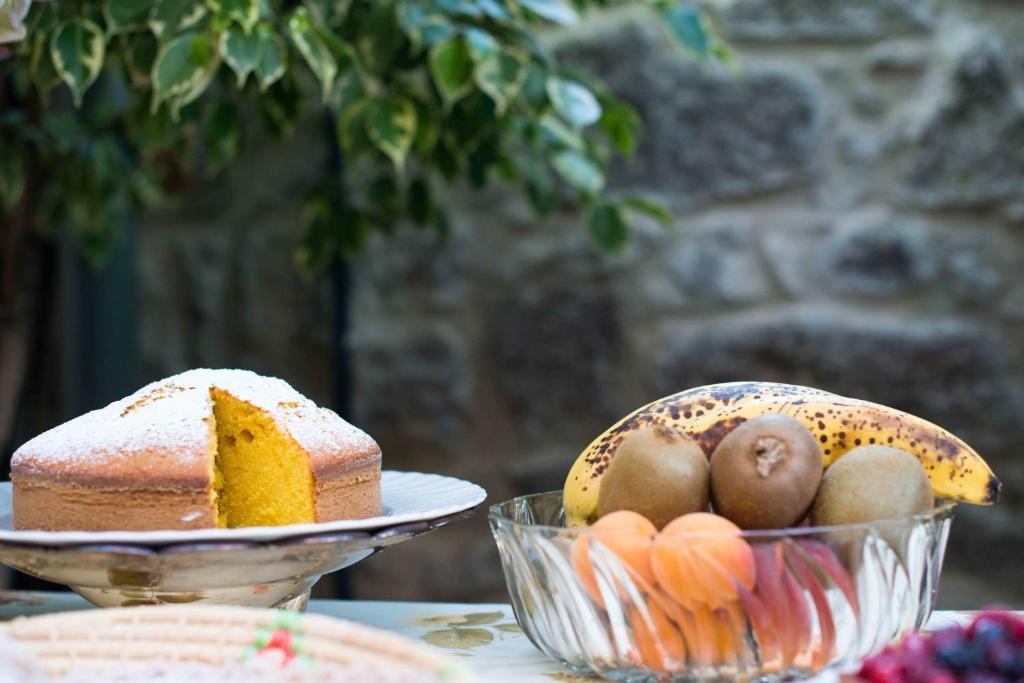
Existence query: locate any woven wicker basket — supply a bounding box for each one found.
[0,606,471,681]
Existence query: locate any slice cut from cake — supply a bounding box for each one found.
[11,369,381,531]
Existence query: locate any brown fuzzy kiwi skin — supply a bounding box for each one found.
[810,445,933,527]
[596,425,710,529]
[709,414,824,530]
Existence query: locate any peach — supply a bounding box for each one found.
[651,512,756,610]
[571,511,657,606]
[628,599,685,671]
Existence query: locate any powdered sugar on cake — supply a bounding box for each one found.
[12,369,377,474]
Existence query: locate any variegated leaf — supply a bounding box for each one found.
[221,23,285,90]
[287,7,336,102]
[149,0,208,39]
[396,2,453,48]
[103,0,150,35]
[474,49,525,114]
[429,36,472,105]
[151,31,220,118]
[366,95,416,169]
[546,76,600,127]
[518,0,577,26]
[50,19,106,106]
[207,0,258,32]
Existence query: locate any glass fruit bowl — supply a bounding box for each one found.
[489,492,954,682]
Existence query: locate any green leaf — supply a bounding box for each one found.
[297,198,340,276]
[434,137,461,179]
[260,76,302,138]
[622,195,672,226]
[205,100,244,175]
[104,0,151,34]
[495,623,523,634]
[408,176,431,225]
[255,25,286,91]
[521,155,555,214]
[463,27,498,63]
[546,76,601,127]
[220,25,259,86]
[538,113,583,151]
[366,95,416,168]
[207,0,259,31]
[518,0,577,26]
[358,2,403,74]
[149,0,208,38]
[474,50,525,114]
[366,173,399,217]
[551,149,603,195]
[30,30,63,97]
[660,5,710,57]
[122,32,159,84]
[287,7,337,102]
[588,203,629,252]
[477,0,509,20]
[429,36,472,105]
[151,31,220,118]
[599,99,639,158]
[411,96,440,157]
[396,2,453,48]
[221,23,284,89]
[337,98,369,152]
[50,19,106,107]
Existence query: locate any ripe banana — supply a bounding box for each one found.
[564,382,1000,527]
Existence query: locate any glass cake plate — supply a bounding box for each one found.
[0,471,485,610]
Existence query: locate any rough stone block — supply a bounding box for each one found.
[714,0,935,42]
[556,19,824,207]
[351,324,472,449]
[488,286,622,443]
[818,212,937,298]
[898,32,1024,208]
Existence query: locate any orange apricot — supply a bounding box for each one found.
[628,599,685,671]
[651,512,756,610]
[571,510,657,606]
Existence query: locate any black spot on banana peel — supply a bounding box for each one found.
[563,381,1000,527]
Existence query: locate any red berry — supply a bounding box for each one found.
[860,657,907,683]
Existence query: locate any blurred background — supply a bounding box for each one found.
[3,0,1024,608]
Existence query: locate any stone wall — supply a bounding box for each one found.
[139,1,1024,606]
[344,0,1024,607]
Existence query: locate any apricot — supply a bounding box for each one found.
[571,510,657,606]
[651,512,756,610]
[628,599,685,671]
[647,588,750,667]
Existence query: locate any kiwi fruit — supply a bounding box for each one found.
[709,414,823,529]
[596,426,709,529]
[811,445,933,526]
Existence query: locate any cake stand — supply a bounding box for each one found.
[0,471,485,610]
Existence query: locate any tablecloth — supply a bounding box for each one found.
[0,591,976,682]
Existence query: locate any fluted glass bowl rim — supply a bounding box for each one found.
[489,490,957,537]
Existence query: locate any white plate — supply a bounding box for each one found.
[0,471,486,547]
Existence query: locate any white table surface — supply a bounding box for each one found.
[0,591,976,682]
